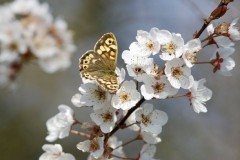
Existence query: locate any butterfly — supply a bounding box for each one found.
[79,33,119,93]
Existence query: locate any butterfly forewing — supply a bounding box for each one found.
[94,33,118,69]
[79,33,119,93]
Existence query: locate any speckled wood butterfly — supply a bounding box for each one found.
[79,33,119,93]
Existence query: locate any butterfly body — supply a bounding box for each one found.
[79,33,119,93]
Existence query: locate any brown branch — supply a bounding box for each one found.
[111,154,135,160]
[70,130,91,139]
[193,0,233,39]
[104,97,145,144]
[110,97,145,136]
[114,136,139,150]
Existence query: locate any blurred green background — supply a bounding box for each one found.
[0,0,240,159]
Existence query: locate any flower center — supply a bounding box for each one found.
[172,67,183,78]
[120,92,130,102]
[89,139,100,152]
[161,41,177,54]
[94,88,106,101]
[185,52,197,62]
[215,22,230,35]
[101,111,113,123]
[152,82,165,93]
[134,67,143,75]
[146,41,154,50]
[141,114,151,126]
[48,25,63,46]
[9,42,18,52]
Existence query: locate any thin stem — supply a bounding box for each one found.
[202,43,210,49]
[194,19,211,39]
[125,122,139,129]
[167,94,187,99]
[201,34,216,43]
[110,97,145,137]
[111,154,135,160]
[104,98,145,144]
[193,61,212,65]
[73,119,82,125]
[114,137,139,150]
[70,130,91,139]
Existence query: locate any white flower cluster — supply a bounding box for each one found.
[41,19,239,159]
[0,0,75,88]
[123,27,213,113]
[207,18,239,76]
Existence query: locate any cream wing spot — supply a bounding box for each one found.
[97,49,102,54]
[110,51,115,56]
[109,45,117,50]
[110,56,115,60]
[100,46,105,51]
[92,59,97,63]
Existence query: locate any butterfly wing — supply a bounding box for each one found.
[96,74,119,93]
[79,33,119,92]
[94,33,118,69]
[79,50,106,80]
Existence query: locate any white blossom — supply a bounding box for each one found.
[38,51,72,73]
[10,0,51,20]
[90,105,117,133]
[87,136,125,160]
[188,79,212,113]
[131,28,160,57]
[116,67,125,84]
[155,29,184,61]
[212,47,235,76]
[77,137,104,159]
[0,6,14,24]
[0,22,27,64]
[144,64,161,79]
[165,58,193,89]
[45,105,75,142]
[39,144,75,160]
[0,0,75,88]
[79,83,111,110]
[71,93,84,107]
[126,56,154,82]
[122,47,154,82]
[207,24,235,47]
[123,110,140,131]
[141,131,161,144]
[182,38,202,67]
[229,18,240,41]
[135,103,168,134]
[139,144,159,160]
[141,75,178,100]
[214,36,234,47]
[112,80,141,110]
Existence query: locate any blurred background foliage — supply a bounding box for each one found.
[0,0,240,159]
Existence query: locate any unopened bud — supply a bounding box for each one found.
[214,22,230,35]
[210,5,228,20]
[221,0,234,5]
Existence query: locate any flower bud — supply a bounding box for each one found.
[210,5,228,20]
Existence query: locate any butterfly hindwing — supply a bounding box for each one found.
[79,33,119,93]
[96,74,119,93]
